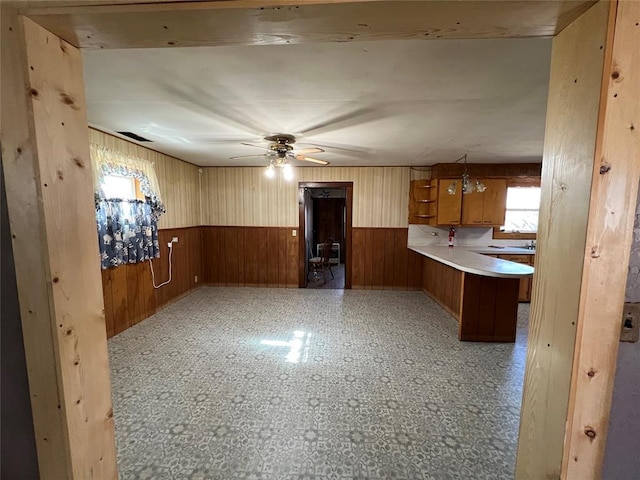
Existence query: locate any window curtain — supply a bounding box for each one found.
[90,144,166,269]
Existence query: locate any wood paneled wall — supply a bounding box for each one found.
[202,226,298,287]
[93,136,423,336]
[103,226,424,338]
[101,227,202,338]
[352,228,423,290]
[89,129,201,229]
[201,167,410,228]
[199,226,421,290]
[431,162,542,179]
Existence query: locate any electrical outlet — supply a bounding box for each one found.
[194,275,198,283]
[172,237,179,243]
[620,303,640,343]
[167,242,172,248]
[292,229,297,237]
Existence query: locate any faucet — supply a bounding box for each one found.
[529,240,536,250]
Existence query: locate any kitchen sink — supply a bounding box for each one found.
[486,245,536,251]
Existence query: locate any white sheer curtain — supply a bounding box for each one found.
[89,143,164,209]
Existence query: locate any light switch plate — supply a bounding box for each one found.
[620,303,640,343]
[292,229,297,237]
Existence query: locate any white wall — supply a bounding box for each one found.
[602,186,640,480]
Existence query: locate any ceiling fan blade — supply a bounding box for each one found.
[295,147,325,155]
[241,142,273,152]
[295,154,329,166]
[298,106,383,137]
[303,141,371,158]
[158,82,269,137]
[229,154,268,160]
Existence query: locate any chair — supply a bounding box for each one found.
[309,238,335,284]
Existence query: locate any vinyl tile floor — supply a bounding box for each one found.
[109,287,529,480]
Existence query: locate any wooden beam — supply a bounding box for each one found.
[0,8,117,478]
[563,0,640,477]
[515,1,609,478]
[23,0,596,49]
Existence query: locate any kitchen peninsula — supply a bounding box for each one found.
[410,245,534,342]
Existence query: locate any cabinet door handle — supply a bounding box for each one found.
[473,220,482,223]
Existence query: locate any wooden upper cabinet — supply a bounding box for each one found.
[410,177,507,227]
[408,179,436,224]
[480,179,508,225]
[460,178,508,226]
[460,188,485,225]
[436,179,462,225]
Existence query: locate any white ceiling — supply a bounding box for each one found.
[83,37,552,167]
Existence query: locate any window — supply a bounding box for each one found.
[102,175,143,201]
[493,180,541,239]
[502,187,541,232]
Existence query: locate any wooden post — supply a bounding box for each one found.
[1,9,117,479]
[517,0,640,477]
[563,0,640,477]
[516,1,609,478]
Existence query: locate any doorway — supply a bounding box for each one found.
[298,182,353,289]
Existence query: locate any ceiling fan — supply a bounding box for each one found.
[229,134,330,166]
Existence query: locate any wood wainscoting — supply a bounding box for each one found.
[101,227,202,338]
[102,226,422,338]
[200,226,423,290]
[352,228,423,290]
[202,226,298,287]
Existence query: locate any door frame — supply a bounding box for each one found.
[298,182,353,289]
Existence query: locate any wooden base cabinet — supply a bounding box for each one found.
[421,256,520,342]
[497,254,535,302]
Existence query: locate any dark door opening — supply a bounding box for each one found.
[298,182,353,289]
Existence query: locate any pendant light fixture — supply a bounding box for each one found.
[447,154,486,195]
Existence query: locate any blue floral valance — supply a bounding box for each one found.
[97,199,160,269]
[90,143,165,269]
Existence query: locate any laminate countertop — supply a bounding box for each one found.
[408,245,534,279]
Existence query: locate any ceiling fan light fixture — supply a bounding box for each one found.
[233,134,329,167]
[265,164,276,178]
[282,163,294,181]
